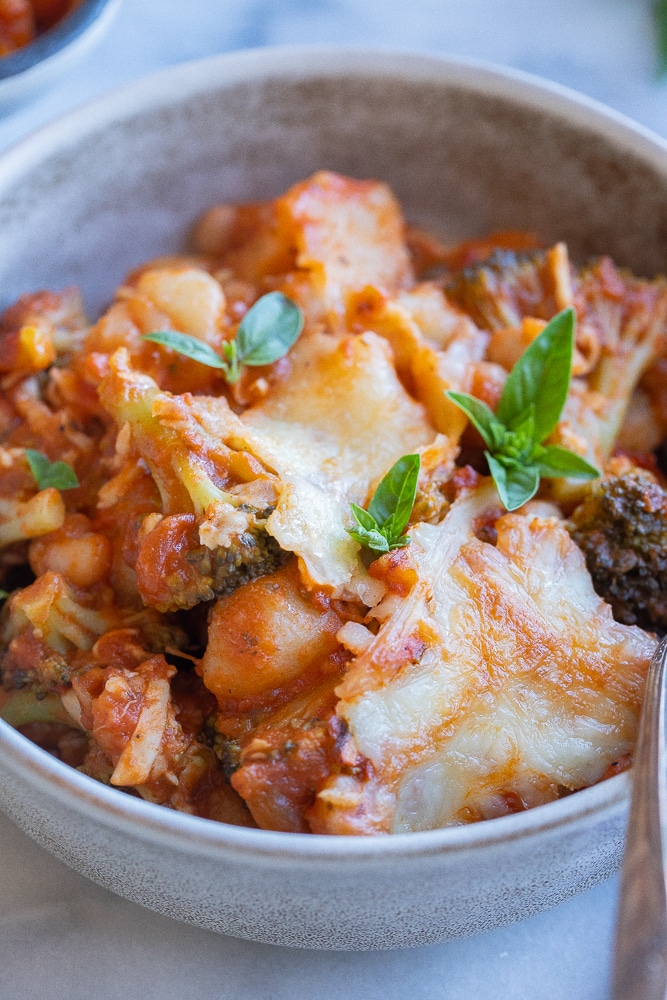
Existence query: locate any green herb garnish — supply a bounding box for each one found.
[446,308,599,511]
[143,291,304,384]
[25,449,79,491]
[348,454,421,554]
[656,0,667,74]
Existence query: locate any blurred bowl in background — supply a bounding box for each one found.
[0,0,121,111]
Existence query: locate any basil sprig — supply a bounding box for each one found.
[348,454,421,554]
[143,291,304,384]
[446,308,599,511]
[656,0,667,73]
[25,449,79,491]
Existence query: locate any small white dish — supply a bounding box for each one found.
[0,0,121,111]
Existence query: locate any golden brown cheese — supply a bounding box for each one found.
[310,485,656,834]
[186,329,439,598]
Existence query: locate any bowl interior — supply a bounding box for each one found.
[0,48,666,315]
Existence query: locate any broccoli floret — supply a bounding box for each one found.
[190,515,286,597]
[199,718,241,779]
[135,504,287,613]
[0,571,123,699]
[100,350,287,612]
[569,470,667,631]
[566,258,667,468]
[449,248,667,505]
[446,249,551,331]
[98,349,234,518]
[0,688,73,727]
[3,571,118,658]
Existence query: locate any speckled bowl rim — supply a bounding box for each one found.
[0,44,657,865]
[0,707,630,862]
[0,0,116,81]
[2,45,666,177]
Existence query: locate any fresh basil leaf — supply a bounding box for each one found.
[236,292,304,367]
[348,454,421,554]
[501,408,538,466]
[535,445,599,480]
[143,330,228,369]
[496,308,574,443]
[0,589,10,601]
[656,0,667,74]
[486,454,540,511]
[347,524,391,553]
[445,391,506,451]
[387,535,411,550]
[350,503,381,533]
[25,450,79,491]
[509,407,536,450]
[144,294,303,384]
[221,340,241,384]
[367,454,421,539]
[446,308,599,512]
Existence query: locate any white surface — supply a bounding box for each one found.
[0,806,620,1000]
[0,1,662,996]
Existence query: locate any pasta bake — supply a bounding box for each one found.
[0,170,665,834]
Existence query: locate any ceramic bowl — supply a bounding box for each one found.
[0,0,121,110]
[0,46,666,951]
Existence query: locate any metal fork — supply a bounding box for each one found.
[613,636,667,999]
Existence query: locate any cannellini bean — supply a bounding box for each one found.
[135,267,225,340]
[33,532,112,589]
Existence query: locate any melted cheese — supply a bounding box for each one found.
[347,282,491,439]
[192,330,438,596]
[311,483,656,833]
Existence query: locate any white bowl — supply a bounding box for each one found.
[0,47,666,950]
[0,0,121,111]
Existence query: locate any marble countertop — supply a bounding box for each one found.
[1,2,665,998]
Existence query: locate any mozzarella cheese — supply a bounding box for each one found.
[311,484,656,833]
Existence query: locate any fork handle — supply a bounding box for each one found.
[612,636,667,999]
